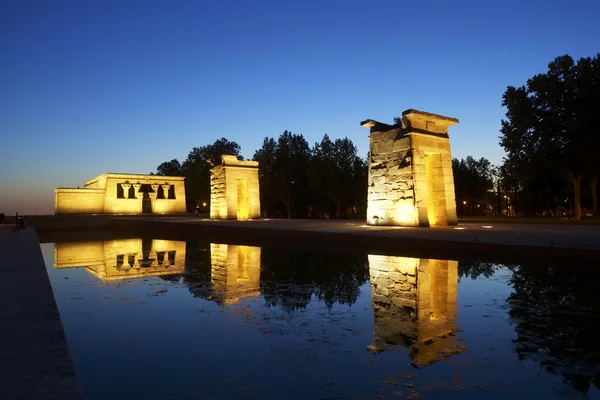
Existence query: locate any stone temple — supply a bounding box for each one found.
[55,173,186,215]
[210,155,261,220]
[361,109,459,227]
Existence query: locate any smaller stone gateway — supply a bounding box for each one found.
[210,155,261,220]
[361,109,459,227]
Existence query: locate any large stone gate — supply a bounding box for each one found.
[361,109,459,227]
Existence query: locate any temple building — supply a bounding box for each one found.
[55,173,186,215]
[367,254,465,366]
[54,238,186,280]
[361,109,459,227]
[210,155,261,220]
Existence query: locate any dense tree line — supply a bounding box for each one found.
[452,156,495,215]
[253,131,367,218]
[155,132,367,218]
[500,53,600,219]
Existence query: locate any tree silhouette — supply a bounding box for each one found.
[253,131,310,218]
[156,159,183,176]
[260,249,369,311]
[452,156,494,215]
[309,135,366,218]
[500,54,600,219]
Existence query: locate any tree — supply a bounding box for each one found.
[350,155,368,218]
[309,135,366,218]
[156,159,183,176]
[501,54,600,219]
[452,156,494,215]
[253,131,310,218]
[277,131,310,218]
[252,137,279,217]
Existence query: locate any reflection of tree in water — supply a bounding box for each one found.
[259,250,370,312]
[508,264,600,393]
[457,260,504,280]
[161,244,370,310]
[160,242,212,299]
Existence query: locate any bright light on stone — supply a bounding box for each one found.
[54,173,186,215]
[210,155,260,220]
[362,109,459,227]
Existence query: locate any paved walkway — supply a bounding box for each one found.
[113,217,600,261]
[0,226,81,399]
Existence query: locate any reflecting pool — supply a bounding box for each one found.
[40,236,600,399]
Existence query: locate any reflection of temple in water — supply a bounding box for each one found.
[210,244,261,305]
[54,239,186,280]
[367,255,465,366]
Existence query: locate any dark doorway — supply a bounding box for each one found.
[142,192,152,213]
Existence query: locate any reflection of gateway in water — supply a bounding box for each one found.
[368,255,465,366]
[210,244,261,305]
[54,239,186,280]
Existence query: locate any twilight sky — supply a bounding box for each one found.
[1,0,599,215]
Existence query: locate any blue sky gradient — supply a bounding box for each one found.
[2,0,599,214]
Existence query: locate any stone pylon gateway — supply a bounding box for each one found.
[361,109,459,227]
[210,155,261,220]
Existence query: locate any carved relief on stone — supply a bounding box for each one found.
[132,183,141,199]
[120,183,132,199]
[150,184,160,200]
[161,184,171,199]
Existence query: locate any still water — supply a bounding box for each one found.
[40,237,600,399]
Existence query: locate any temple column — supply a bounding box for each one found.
[132,183,141,199]
[161,184,171,199]
[150,184,159,200]
[121,183,132,199]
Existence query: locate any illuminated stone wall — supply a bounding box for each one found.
[54,238,186,280]
[367,254,464,366]
[210,164,227,219]
[361,109,458,226]
[55,173,186,215]
[54,188,105,214]
[210,243,261,305]
[210,155,261,220]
